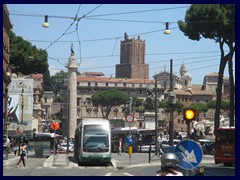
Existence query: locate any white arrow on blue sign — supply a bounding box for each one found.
[125,135,134,145]
[174,140,203,170]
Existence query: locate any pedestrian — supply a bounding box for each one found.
[16,143,27,168]
[118,138,122,156]
[156,153,183,176]
[13,143,19,156]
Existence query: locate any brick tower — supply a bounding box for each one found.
[116,33,149,79]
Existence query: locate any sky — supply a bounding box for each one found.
[6,4,235,85]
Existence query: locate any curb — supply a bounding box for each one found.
[114,162,160,170]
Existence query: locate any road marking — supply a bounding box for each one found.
[124,172,134,176]
[105,173,112,176]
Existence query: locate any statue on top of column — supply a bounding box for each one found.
[71,43,74,54]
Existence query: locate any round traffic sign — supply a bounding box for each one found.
[50,122,60,130]
[174,140,203,170]
[125,114,134,123]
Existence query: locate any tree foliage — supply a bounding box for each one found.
[50,70,68,102]
[9,31,49,75]
[188,102,208,113]
[9,31,51,91]
[158,100,184,114]
[207,100,230,115]
[178,4,235,132]
[91,89,130,119]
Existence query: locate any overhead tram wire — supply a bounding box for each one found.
[9,5,188,19]
[75,4,83,66]
[44,4,102,51]
[48,53,224,70]
[78,56,221,72]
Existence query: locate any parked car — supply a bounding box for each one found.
[161,146,205,176]
[61,143,74,153]
[161,139,180,152]
[138,144,155,152]
[198,139,215,155]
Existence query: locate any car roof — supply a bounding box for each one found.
[198,139,210,142]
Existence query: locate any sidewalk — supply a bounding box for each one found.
[3,153,20,167]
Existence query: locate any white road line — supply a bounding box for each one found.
[124,172,134,176]
[105,173,113,176]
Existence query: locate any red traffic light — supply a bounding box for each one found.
[183,108,198,121]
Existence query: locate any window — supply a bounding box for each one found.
[95,82,98,87]
[106,83,109,87]
[88,82,91,86]
[123,83,127,87]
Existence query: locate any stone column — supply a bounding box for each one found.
[66,50,79,139]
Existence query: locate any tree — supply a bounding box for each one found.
[9,31,51,91]
[178,4,235,134]
[122,96,143,114]
[50,70,68,102]
[91,89,130,119]
[188,102,208,115]
[9,31,49,75]
[158,100,184,114]
[207,100,230,115]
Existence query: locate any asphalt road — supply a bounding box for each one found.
[3,154,235,176]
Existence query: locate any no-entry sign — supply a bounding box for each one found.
[125,114,134,123]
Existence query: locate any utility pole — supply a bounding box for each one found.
[168,59,175,146]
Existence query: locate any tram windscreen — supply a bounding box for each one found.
[83,125,109,151]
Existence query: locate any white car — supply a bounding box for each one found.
[61,143,73,153]
[138,145,155,152]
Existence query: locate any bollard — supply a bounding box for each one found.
[148,144,151,163]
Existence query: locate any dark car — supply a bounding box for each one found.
[198,139,215,155]
[162,146,205,176]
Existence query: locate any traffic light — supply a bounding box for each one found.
[183,108,198,121]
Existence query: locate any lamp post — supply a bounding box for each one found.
[21,85,24,124]
[154,76,159,156]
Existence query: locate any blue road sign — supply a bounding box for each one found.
[125,135,134,145]
[174,140,203,170]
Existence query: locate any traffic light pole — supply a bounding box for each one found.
[186,121,190,139]
[154,77,159,156]
[169,59,174,146]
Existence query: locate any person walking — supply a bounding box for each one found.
[156,153,183,176]
[16,143,27,168]
[118,138,122,156]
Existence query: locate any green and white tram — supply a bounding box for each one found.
[74,118,111,165]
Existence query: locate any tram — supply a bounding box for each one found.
[74,118,111,165]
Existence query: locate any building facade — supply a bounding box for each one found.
[3,4,13,140]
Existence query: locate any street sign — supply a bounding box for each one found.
[125,135,134,145]
[174,140,203,170]
[125,113,134,123]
